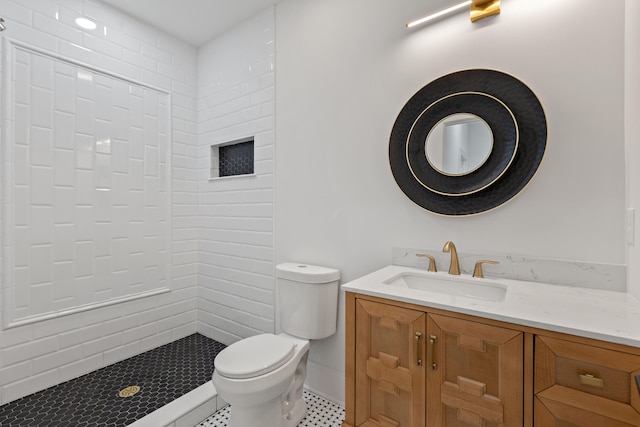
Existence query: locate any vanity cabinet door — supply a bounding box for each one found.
[534,335,640,426]
[426,313,524,427]
[354,299,426,427]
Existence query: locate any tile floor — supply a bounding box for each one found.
[0,334,226,426]
[196,389,345,427]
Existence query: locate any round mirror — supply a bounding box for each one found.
[425,113,493,176]
[389,69,547,216]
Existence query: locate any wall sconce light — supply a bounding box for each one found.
[406,0,500,28]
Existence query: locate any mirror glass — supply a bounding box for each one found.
[425,113,493,176]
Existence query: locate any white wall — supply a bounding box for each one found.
[0,0,199,405]
[626,0,640,300]
[196,7,276,345]
[275,0,627,403]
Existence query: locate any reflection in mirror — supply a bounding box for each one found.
[426,113,493,176]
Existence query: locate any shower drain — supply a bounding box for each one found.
[118,385,141,398]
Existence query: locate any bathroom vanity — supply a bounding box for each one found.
[341,265,640,427]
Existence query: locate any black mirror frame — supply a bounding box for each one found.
[389,69,547,216]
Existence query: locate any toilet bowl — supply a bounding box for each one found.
[212,263,340,427]
[212,334,310,427]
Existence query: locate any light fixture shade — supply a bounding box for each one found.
[406,1,471,28]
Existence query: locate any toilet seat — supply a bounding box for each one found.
[214,334,296,379]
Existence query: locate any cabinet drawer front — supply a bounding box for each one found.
[554,355,629,401]
[535,335,640,405]
[535,394,640,427]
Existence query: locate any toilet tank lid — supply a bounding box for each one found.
[276,263,340,283]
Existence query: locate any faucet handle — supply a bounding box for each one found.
[416,254,437,272]
[473,260,499,278]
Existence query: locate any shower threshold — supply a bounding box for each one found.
[128,380,225,427]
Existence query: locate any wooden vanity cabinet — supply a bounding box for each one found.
[344,293,524,427]
[427,314,523,427]
[534,335,640,426]
[346,292,640,427]
[353,298,426,427]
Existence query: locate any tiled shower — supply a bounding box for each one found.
[0,0,275,409]
[5,39,172,328]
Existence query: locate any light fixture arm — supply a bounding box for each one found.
[470,0,501,23]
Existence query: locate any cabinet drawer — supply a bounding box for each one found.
[535,392,640,427]
[535,335,640,401]
[534,335,640,425]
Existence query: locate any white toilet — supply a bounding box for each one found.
[212,263,340,427]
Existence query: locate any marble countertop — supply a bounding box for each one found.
[341,265,640,348]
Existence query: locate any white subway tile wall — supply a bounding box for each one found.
[5,40,171,325]
[0,0,199,405]
[197,8,276,345]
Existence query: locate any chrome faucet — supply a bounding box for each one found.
[443,241,460,275]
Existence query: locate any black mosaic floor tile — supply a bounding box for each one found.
[0,333,225,427]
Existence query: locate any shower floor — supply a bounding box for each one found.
[0,333,226,427]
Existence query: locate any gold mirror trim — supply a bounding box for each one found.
[470,0,501,22]
[405,91,519,197]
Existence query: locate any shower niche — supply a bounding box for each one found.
[210,136,255,179]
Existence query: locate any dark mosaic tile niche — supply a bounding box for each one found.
[219,139,254,177]
[0,333,226,427]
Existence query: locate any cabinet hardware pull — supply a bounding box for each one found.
[579,374,604,388]
[429,335,438,370]
[415,332,423,366]
[635,375,640,394]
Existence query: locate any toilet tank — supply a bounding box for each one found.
[276,263,340,340]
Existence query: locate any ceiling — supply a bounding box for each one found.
[98,1,467,47]
[98,0,282,47]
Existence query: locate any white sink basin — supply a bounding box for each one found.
[383,271,507,301]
